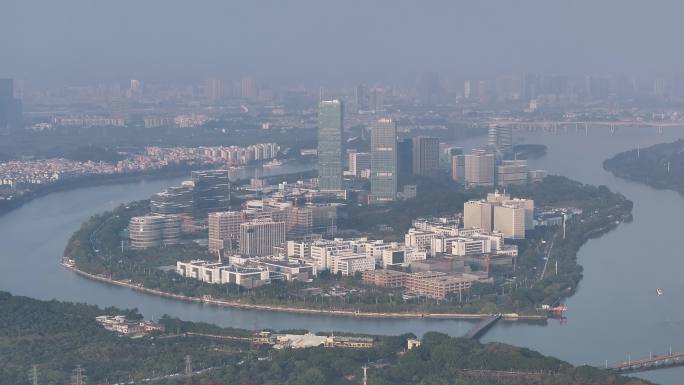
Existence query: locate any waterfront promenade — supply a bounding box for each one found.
[61,262,546,322]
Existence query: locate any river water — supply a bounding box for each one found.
[1,130,683,384]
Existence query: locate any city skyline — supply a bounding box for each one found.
[3,2,684,384]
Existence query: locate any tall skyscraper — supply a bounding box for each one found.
[191,170,231,217]
[418,71,441,105]
[355,84,369,111]
[412,136,440,176]
[451,154,466,182]
[0,79,22,130]
[464,150,495,188]
[317,100,344,190]
[370,118,397,203]
[397,138,413,184]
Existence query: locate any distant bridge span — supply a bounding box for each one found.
[608,351,684,374]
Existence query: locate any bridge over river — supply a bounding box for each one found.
[608,351,684,374]
[464,315,502,339]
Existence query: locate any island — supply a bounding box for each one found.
[63,174,632,318]
[604,139,684,193]
[511,143,548,160]
[0,291,652,385]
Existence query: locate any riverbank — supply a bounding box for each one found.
[61,262,547,322]
[0,165,208,217]
[0,160,316,217]
[3,290,648,385]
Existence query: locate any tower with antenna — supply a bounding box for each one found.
[362,365,368,385]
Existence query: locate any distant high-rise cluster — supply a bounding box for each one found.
[241,77,258,100]
[317,100,344,190]
[453,150,545,188]
[0,79,22,130]
[206,78,224,101]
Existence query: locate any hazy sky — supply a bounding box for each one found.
[2,0,682,85]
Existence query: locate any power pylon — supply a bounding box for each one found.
[29,365,38,385]
[184,355,193,377]
[71,365,86,385]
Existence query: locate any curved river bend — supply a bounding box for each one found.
[1,131,683,384]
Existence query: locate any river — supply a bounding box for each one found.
[1,130,683,384]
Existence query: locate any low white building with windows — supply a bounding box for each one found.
[176,260,270,288]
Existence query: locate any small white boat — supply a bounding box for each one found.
[656,288,664,296]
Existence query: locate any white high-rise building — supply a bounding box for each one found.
[370,118,398,203]
[239,219,286,256]
[463,201,494,232]
[494,204,526,239]
[208,211,245,253]
[464,150,495,188]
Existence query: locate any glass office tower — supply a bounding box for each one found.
[317,100,343,190]
[370,118,397,203]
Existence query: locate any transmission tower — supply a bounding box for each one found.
[29,365,38,385]
[184,355,193,377]
[71,365,86,385]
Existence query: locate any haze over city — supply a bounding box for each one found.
[4,0,684,84]
[3,2,684,385]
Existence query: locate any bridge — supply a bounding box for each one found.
[608,351,684,374]
[464,314,502,339]
[490,120,683,129]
